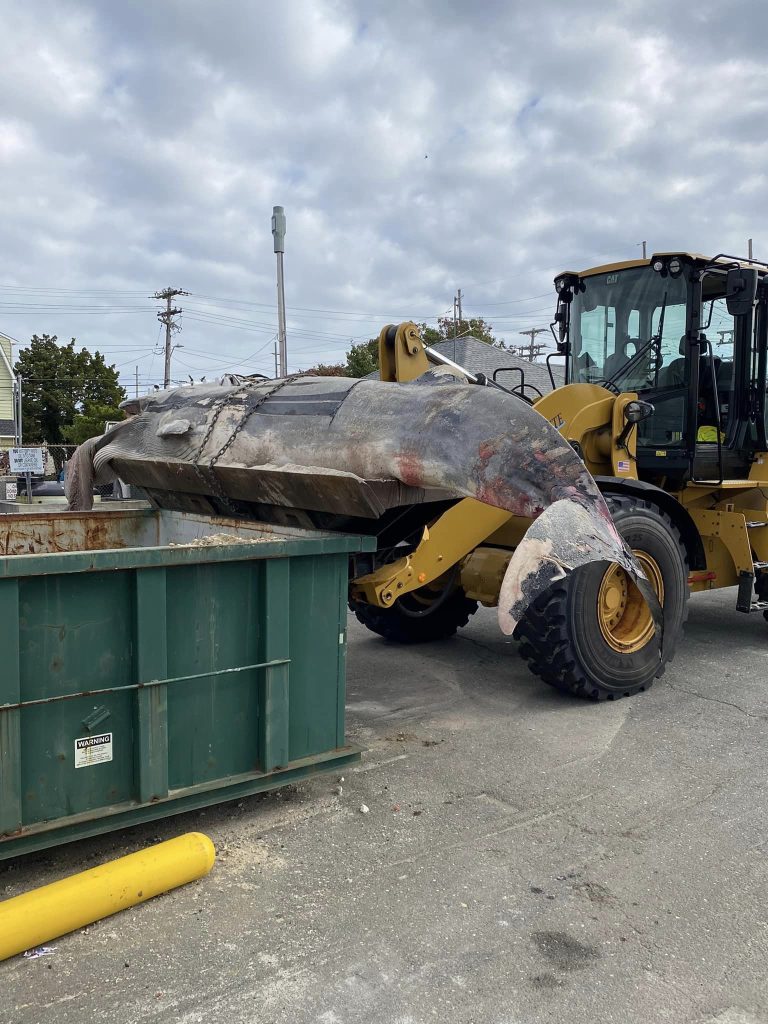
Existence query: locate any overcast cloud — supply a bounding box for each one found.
[1,0,766,389]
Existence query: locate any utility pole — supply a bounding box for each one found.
[516,327,548,361]
[749,238,754,261]
[642,240,647,260]
[135,366,139,399]
[272,206,288,377]
[451,288,465,361]
[153,287,188,387]
[15,375,22,445]
[274,339,279,378]
[452,288,464,332]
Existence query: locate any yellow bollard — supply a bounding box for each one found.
[0,832,215,961]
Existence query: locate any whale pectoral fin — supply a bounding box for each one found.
[497,499,664,652]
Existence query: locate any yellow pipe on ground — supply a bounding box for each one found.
[0,831,215,962]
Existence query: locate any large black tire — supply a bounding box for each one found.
[350,586,478,644]
[516,495,689,700]
[755,573,768,621]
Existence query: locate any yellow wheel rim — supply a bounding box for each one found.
[597,550,664,654]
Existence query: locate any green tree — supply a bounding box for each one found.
[345,338,380,378]
[418,316,502,347]
[15,335,126,463]
[300,339,380,379]
[62,403,125,446]
[299,362,346,376]
[302,317,502,382]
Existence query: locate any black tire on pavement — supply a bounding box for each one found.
[515,495,689,700]
[350,586,478,644]
[755,572,768,622]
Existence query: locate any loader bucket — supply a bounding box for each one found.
[66,375,661,640]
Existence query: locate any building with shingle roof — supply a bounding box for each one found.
[366,335,564,395]
[427,337,563,395]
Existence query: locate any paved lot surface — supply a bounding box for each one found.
[4,589,768,1024]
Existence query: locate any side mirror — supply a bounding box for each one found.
[624,400,654,424]
[616,399,654,449]
[725,267,758,317]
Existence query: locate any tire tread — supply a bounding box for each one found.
[350,589,478,644]
[515,495,689,700]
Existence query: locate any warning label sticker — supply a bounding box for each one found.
[74,732,113,769]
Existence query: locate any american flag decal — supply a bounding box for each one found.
[617,459,630,473]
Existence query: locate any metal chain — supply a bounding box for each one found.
[192,376,300,512]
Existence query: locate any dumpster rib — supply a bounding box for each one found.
[0,579,21,836]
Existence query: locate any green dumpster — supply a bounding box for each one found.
[0,509,373,859]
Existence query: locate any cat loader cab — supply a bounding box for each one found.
[528,251,768,677]
[552,252,766,486]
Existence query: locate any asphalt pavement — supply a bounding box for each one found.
[3,588,768,1024]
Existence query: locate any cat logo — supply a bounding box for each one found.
[606,273,618,285]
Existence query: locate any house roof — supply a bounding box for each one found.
[366,335,563,395]
[428,337,562,394]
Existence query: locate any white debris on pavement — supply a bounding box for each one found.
[22,946,57,960]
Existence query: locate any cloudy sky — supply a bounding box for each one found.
[1,0,766,393]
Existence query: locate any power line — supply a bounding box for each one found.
[189,293,448,320]
[0,284,150,295]
[0,307,154,315]
[0,286,553,328]
[181,311,372,343]
[463,291,553,308]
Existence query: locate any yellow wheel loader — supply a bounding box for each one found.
[349,251,768,699]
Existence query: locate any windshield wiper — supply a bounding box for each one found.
[651,290,668,386]
[604,290,667,390]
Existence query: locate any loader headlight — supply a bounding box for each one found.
[652,259,664,273]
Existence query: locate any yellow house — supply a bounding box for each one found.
[0,334,16,445]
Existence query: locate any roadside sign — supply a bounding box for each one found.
[9,447,45,475]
